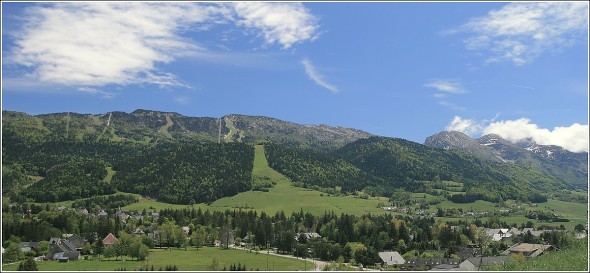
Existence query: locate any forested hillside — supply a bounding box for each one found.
[264,143,387,193]
[0,110,577,206]
[25,160,115,202]
[333,137,562,202]
[112,142,254,204]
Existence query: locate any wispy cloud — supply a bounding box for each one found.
[424,79,466,111]
[77,87,115,99]
[438,101,466,112]
[173,96,191,105]
[445,115,589,152]
[423,79,465,94]
[301,58,339,93]
[446,2,588,65]
[7,2,321,93]
[231,2,319,49]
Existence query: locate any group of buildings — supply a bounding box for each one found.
[378,242,555,271]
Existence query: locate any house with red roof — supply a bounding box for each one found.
[102,233,118,246]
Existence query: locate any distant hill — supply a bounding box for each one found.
[333,136,561,202]
[1,109,373,152]
[425,131,588,189]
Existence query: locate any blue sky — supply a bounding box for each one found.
[2,2,589,152]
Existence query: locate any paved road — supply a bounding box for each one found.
[233,246,329,271]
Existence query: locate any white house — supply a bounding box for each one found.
[378,251,405,267]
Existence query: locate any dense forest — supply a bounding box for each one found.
[25,160,115,202]
[112,142,254,204]
[264,143,387,192]
[333,137,558,202]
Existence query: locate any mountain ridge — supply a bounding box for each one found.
[425,130,588,189]
[2,109,374,152]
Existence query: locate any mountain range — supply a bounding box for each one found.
[1,109,587,205]
[424,131,588,189]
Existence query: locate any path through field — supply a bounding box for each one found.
[234,246,328,271]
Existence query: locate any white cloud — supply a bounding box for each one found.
[446,116,589,152]
[8,2,320,90]
[12,2,224,87]
[446,116,483,136]
[450,2,588,65]
[423,80,465,94]
[483,118,589,153]
[231,2,319,49]
[301,58,339,93]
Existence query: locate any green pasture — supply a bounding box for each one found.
[2,259,142,271]
[1,247,313,271]
[145,247,312,271]
[208,145,390,216]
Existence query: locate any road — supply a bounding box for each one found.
[233,246,329,271]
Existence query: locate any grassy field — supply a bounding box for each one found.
[103,167,116,183]
[1,247,312,271]
[159,114,174,139]
[223,118,243,142]
[123,145,392,216]
[208,145,391,216]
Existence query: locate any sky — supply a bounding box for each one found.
[2,1,589,152]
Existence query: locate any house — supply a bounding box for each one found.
[294,232,322,241]
[485,228,512,242]
[114,209,129,223]
[378,251,405,267]
[133,228,145,235]
[501,243,554,258]
[182,226,190,235]
[403,258,461,270]
[79,208,89,215]
[98,210,108,218]
[455,247,482,260]
[49,237,61,245]
[509,227,521,236]
[151,212,160,221]
[19,242,39,253]
[102,233,118,246]
[429,263,463,271]
[46,240,80,261]
[459,256,508,271]
[65,234,87,250]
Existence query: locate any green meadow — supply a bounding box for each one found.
[123,145,392,216]
[1,247,312,271]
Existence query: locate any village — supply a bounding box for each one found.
[2,203,587,271]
